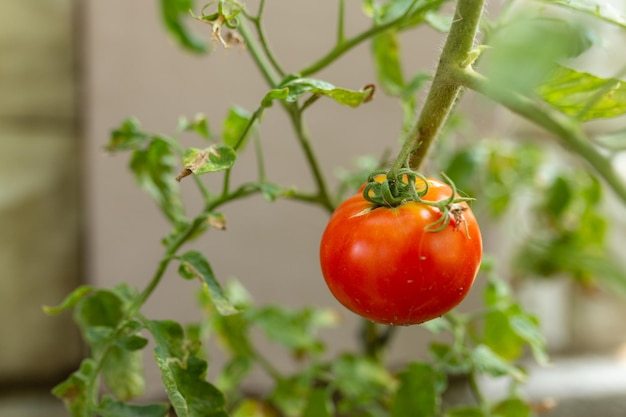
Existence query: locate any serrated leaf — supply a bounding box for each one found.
[95,397,170,417]
[178,250,238,315]
[131,138,187,224]
[160,0,208,53]
[147,320,227,417]
[52,358,98,417]
[43,285,93,315]
[471,345,526,381]
[222,105,256,150]
[372,30,404,96]
[179,146,237,179]
[106,118,149,152]
[266,78,375,108]
[538,66,626,121]
[391,362,444,417]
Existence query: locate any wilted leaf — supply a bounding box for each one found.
[106,118,149,152]
[264,78,375,108]
[177,146,237,181]
[131,138,187,224]
[178,250,238,315]
[52,358,98,417]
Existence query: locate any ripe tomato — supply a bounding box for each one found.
[319,177,482,326]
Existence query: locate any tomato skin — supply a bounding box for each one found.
[320,178,482,326]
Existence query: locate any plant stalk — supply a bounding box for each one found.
[388,0,486,178]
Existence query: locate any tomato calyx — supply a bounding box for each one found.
[362,169,475,235]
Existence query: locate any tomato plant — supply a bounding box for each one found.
[321,177,482,325]
[44,1,626,416]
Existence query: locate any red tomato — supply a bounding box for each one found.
[319,177,482,326]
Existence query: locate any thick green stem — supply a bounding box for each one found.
[456,68,626,205]
[389,0,486,177]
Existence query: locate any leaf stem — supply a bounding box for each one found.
[337,0,346,44]
[237,19,280,87]
[388,0,486,178]
[285,104,335,213]
[247,0,286,78]
[456,67,626,205]
[299,0,445,77]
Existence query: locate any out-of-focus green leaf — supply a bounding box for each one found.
[232,399,278,417]
[538,66,626,121]
[391,362,444,417]
[160,0,208,53]
[303,387,333,417]
[331,353,396,414]
[131,138,187,224]
[179,145,237,177]
[483,310,524,361]
[366,0,447,28]
[445,407,487,417]
[107,118,149,152]
[102,344,146,400]
[250,306,338,356]
[178,250,238,315]
[471,345,526,381]
[545,176,572,218]
[147,320,228,417]
[491,397,531,417]
[43,285,93,315]
[223,106,256,150]
[486,15,595,94]
[178,113,211,139]
[52,358,98,417]
[372,30,404,96]
[541,0,626,29]
[95,397,170,417]
[424,10,453,32]
[429,342,471,375]
[263,78,375,108]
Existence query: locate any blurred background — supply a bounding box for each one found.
[1,1,626,416]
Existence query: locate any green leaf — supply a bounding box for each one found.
[147,320,228,417]
[545,176,572,218]
[429,342,471,375]
[541,0,626,29]
[391,362,444,417]
[250,306,338,355]
[107,118,149,152]
[222,105,256,150]
[43,285,93,315]
[509,314,548,366]
[491,397,531,417]
[178,250,238,315]
[265,78,375,108]
[538,66,626,121]
[131,138,187,224]
[372,30,404,96]
[179,145,237,177]
[102,344,146,400]
[303,387,333,417]
[367,0,446,27]
[471,345,526,381]
[160,0,208,53]
[95,397,170,417]
[486,16,595,94]
[231,399,278,417]
[52,358,98,417]
[445,407,487,417]
[424,10,453,32]
[482,310,524,362]
[178,113,211,139]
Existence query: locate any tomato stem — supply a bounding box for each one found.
[387,0,486,178]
